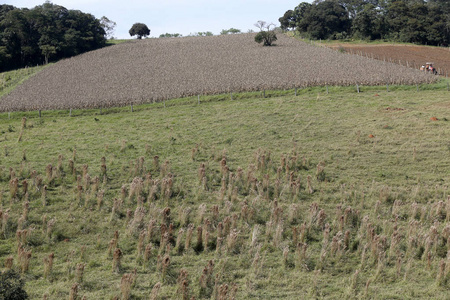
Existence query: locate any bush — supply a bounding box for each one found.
[254,20,277,46]
[254,31,277,46]
[0,270,28,300]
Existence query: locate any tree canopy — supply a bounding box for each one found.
[220,28,241,35]
[254,21,277,46]
[129,23,150,39]
[0,2,107,72]
[280,0,450,45]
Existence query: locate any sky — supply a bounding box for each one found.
[4,0,303,39]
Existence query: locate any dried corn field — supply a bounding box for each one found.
[0,34,438,112]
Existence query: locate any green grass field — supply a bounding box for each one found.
[0,78,449,299]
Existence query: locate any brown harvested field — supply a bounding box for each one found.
[328,43,450,75]
[0,33,437,112]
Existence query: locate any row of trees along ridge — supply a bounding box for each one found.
[279,0,450,46]
[0,2,112,72]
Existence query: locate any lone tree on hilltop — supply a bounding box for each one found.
[129,23,150,39]
[254,20,277,46]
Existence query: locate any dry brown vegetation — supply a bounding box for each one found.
[328,43,450,75]
[0,34,437,112]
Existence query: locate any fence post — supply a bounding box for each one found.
[416,84,419,92]
[356,84,360,93]
[326,85,329,94]
[131,104,133,112]
[39,110,41,118]
[198,95,200,105]
[295,87,297,96]
[69,108,72,117]
[263,90,266,98]
[386,83,389,92]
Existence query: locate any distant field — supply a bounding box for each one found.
[328,43,450,75]
[0,33,436,112]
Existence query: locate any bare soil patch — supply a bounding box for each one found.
[329,43,450,75]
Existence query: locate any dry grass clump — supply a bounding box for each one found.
[0,34,436,112]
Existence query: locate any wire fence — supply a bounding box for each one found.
[1,78,449,121]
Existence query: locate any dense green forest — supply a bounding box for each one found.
[0,2,106,72]
[279,0,450,45]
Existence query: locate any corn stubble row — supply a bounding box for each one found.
[0,34,437,112]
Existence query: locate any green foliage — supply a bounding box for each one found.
[282,0,450,45]
[298,1,350,40]
[0,3,106,72]
[254,21,277,46]
[188,32,213,37]
[39,45,56,65]
[279,10,296,31]
[0,270,28,300]
[159,33,183,38]
[129,23,150,39]
[254,31,277,46]
[220,28,241,35]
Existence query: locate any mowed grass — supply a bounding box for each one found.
[0,85,449,299]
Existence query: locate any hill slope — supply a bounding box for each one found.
[0,34,436,112]
[0,88,449,299]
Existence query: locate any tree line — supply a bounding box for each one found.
[0,2,108,72]
[279,0,450,46]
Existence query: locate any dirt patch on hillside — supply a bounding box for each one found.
[329,44,450,75]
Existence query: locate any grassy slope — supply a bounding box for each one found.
[0,83,449,299]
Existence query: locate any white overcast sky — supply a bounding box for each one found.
[4,0,303,38]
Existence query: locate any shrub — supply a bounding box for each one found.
[254,21,277,46]
[0,270,28,300]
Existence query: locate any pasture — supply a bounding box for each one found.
[0,82,449,298]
